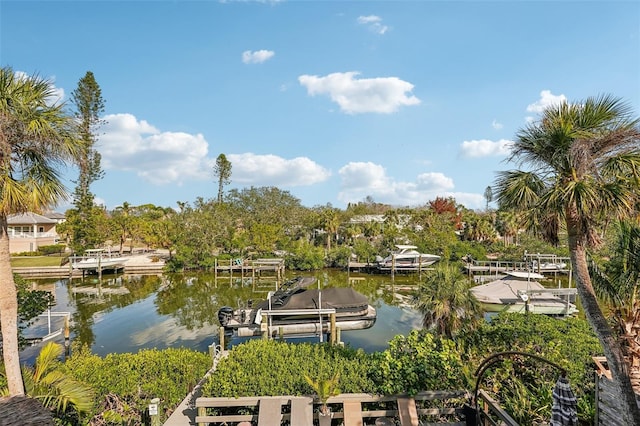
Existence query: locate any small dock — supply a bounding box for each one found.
[214,258,285,281]
[463,258,571,276]
[347,261,433,276]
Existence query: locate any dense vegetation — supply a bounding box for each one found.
[61,346,211,425]
[54,190,570,272]
[202,314,601,425]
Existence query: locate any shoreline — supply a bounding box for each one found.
[12,253,166,278]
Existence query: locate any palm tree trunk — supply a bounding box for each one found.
[0,215,24,396]
[567,219,640,424]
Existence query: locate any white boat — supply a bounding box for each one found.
[376,245,440,270]
[530,260,568,271]
[217,277,377,338]
[471,271,577,316]
[72,249,127,273]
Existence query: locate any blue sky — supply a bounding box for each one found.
[1,1,639,211]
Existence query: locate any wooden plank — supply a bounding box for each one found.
[196,414,255,423]
[291,397,314,426]
[260,399,282,424]
[257,398,283,426]
[397,397,419,426]
[343,400,363,426]
[196,396,261,407]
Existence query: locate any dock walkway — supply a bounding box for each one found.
[214,258,285,282]
[12,253,165,278]
[463,259,570,275]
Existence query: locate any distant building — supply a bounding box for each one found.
[348,215,386,224]
[7,212,62,253]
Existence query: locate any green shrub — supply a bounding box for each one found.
[352,239,379,264]
[459,313,601,425]
[202,340,375,397]
[325,246,352,268]
[285,241,324,271]
[12,251,40,257]
[369,330,468,395]
[63,346,211,424]
[39,244,67,255]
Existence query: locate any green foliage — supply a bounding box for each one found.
[19,342,93,415]
[60,205,110,254]
[12,245,67,257]
[63,346,211,424]
[304,371,340,414]
[38,244,67,255]
[459,313,601,425]
[448,240,486,262]
[324,246,351,268]
[226,186,305,255]
[285,241,324,270]
[213,153,232,203]
[166,199,230,270]
[202,340,375,397]
[369,330,467,395]
[412,263,482,338]
[351,239,379,264]
[15,274,54,349]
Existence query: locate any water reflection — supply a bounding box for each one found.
[22,270,424,362]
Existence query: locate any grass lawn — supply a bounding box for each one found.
[11,256,66,267]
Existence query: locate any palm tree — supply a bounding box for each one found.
[322,207,342,251]
[1,342,94,416]
[591,220,640,389]
[494,94,640,424]
[304,371,340,416]
[495,210,520,246]
[0,67,80,395]
[412,263,483,338]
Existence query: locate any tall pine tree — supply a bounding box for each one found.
[68,71,105,253]
[213,153,232,203]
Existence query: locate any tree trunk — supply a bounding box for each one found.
[567,217,640,424]
[0,215,24,396]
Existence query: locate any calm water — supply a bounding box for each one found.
[21,270,425,362]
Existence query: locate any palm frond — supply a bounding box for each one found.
[494,170,546,211]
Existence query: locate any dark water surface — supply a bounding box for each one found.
[22,270,424,362]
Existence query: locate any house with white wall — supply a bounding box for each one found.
[7,212,61,253]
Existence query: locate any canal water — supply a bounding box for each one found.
[21,270,425,362]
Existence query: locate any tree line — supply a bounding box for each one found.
[2,67,640,423]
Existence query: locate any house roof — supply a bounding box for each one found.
[44,211,66,220]
[348,214,386,224]
[7,212,58,225]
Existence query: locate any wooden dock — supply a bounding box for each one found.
[214,258,285,282]
[463,259,570,276]
[190,390,517,426]
[347,261,434,276]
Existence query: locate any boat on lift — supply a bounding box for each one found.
[470,271,577,316]
[217,277,377,338]
[375,245,440,270]
[71,248,127,273]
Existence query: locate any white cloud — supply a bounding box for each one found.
[298,72,420,114]
[526,90,567,114]
[491,119,503,130]
[227,153,331,186]
[337,162,483,208]
[98,113,211,184]
[416,172,454,190]
[242,49,275,64]
[460,139,513,158]
[357,15,389,35]
[357,15,381,24]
